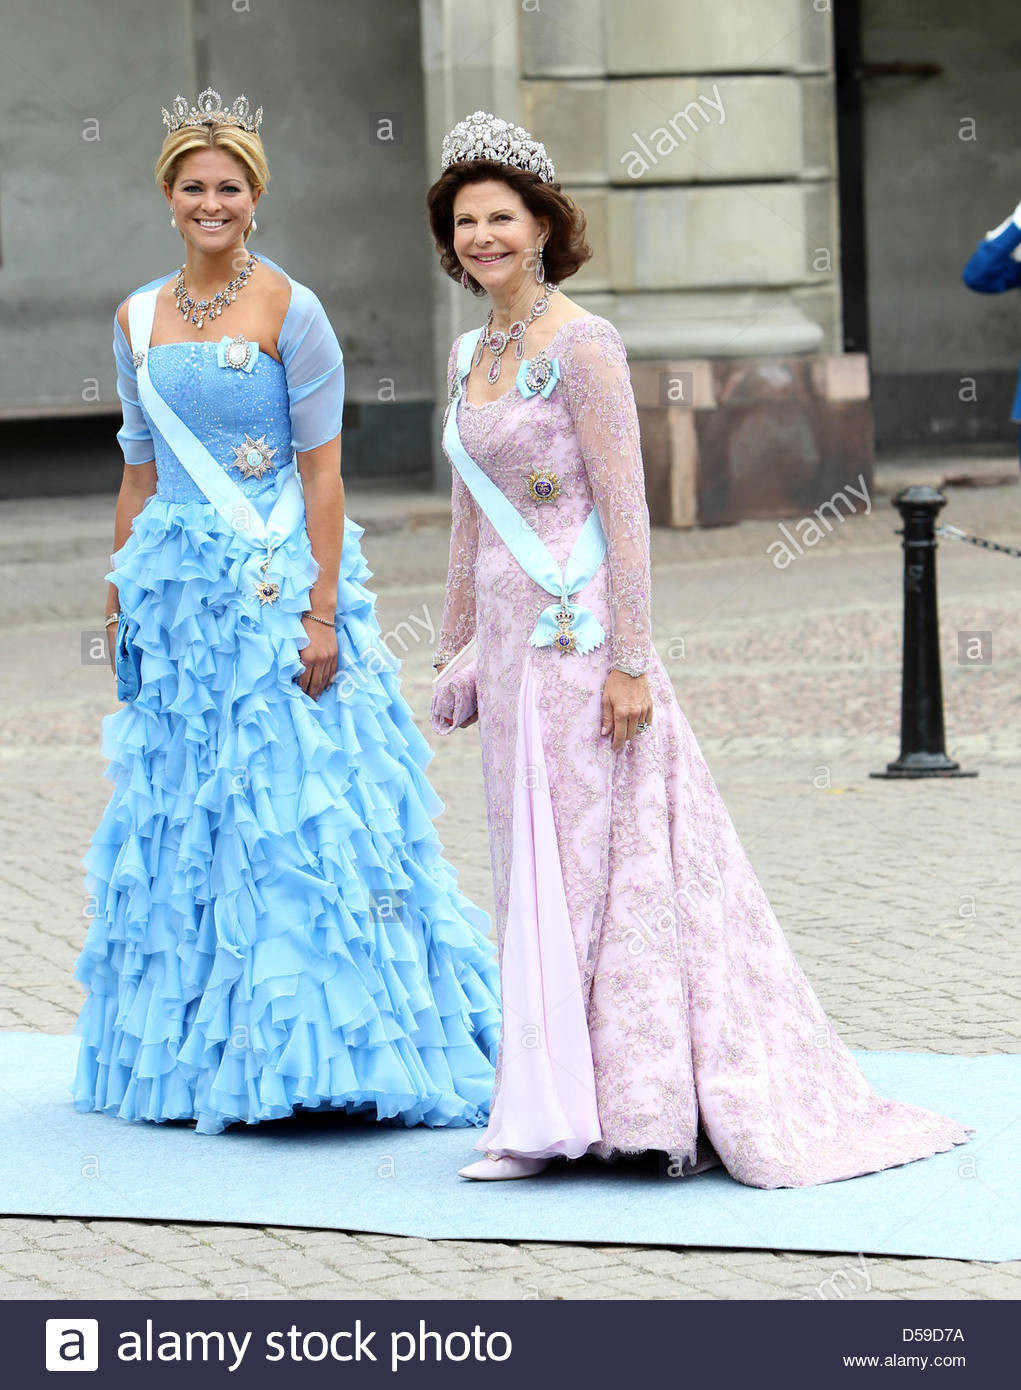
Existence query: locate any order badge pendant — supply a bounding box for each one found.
[253,554,280,605]
[553,604,577,654]
[254,578,280,604]
[526,467,561,505]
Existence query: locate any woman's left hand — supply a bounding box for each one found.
[600,669,653,752]
[296,618,338,700]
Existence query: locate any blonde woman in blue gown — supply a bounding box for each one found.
[71,90,500,1135]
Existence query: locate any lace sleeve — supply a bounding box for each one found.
[434,337,479,665]
[561,319,652,673]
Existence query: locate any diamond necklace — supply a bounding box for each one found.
[474,282,560,384]
[174,253,258,329]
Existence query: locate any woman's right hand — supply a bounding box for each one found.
[433,661,479,729]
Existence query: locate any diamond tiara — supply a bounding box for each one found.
[440,111,556,183]
[161,88,263,135]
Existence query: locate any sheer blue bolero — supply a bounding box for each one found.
[112,253,344,496]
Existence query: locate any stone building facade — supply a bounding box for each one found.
[4,1,1018,515]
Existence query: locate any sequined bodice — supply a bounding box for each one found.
[142,343,294,508]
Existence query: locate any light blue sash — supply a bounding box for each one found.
[127,288,306,602]
[443,328,607,654]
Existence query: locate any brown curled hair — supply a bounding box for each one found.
[426,160,592,295]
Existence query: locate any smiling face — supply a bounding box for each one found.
[163,147,260,253]
[451,179,550,297]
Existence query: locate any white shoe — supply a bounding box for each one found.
[458,1150,551,1180]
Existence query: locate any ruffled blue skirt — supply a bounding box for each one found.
[71,497,501,1134]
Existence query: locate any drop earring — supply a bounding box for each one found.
[249,215,257,233]
[170,213,177,229]
[534,242,545,284]
[461,268,471,290]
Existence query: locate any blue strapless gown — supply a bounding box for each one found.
[71,342,501,1134]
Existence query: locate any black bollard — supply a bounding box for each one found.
[871,485,976,780]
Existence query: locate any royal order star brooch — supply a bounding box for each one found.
[230,433,278,479]
[526,467,562,504]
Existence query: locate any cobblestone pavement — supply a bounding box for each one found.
[1,471,1020,1301]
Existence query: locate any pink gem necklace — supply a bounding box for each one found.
[474,282,559,384]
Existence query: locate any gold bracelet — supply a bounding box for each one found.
[104,613,120,628]
[301,611,335,628]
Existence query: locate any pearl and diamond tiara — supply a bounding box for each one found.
[440,111,555,183]
[161,88,263,136]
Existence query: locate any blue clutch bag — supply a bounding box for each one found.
[114,612,142,702]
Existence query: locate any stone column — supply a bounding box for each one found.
[419,0,522,488]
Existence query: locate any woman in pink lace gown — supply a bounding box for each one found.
[426,113,972,1186]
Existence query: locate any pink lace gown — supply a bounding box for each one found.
[433,314,972,1188]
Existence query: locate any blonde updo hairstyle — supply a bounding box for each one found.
[154,124,270,240]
